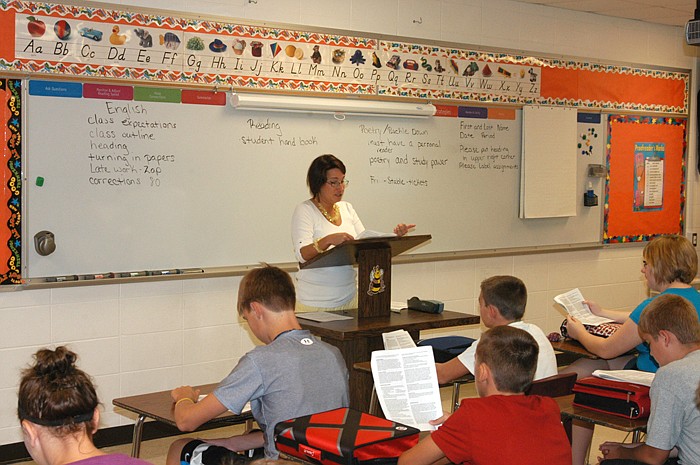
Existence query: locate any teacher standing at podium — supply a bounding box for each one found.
[292,154,414,312]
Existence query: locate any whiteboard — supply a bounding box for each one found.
[24,84,602,278]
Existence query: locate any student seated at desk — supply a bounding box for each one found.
[598,294,700,465]
[18,347,153,465]
[398,325,571,465]
[562,235,700,465]
[436,275,557,384]
[167,266,349,463]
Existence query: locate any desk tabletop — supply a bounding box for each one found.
[112,383,253,427]
[555,395,647,433]
[551,338,598,359]
[298,309,480,340]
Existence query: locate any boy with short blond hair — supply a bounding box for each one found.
[599,293,700,465]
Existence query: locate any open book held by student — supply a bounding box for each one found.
[554,288,614,326]
[372,330,443,431]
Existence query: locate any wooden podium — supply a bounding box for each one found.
[300,234,432,318]
[298,234,480,410]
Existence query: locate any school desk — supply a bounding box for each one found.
[551,337,640,367]
[551,338,599,366]
[112,383,254,457]
[298,308,479,410]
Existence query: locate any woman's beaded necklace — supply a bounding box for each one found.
[315,200,340,224]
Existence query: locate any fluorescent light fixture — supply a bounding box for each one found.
[230,92,435,118]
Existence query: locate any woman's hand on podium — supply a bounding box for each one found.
[393,223,416,237]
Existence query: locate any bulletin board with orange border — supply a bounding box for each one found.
[603,115,687,243]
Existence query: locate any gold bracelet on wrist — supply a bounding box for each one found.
[175,397,194,407]
[313,238,323,254]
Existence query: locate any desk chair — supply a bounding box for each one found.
[448,374,475,412]
[417,336,475,363]
[526,372,577,397]
[526,372,578,443]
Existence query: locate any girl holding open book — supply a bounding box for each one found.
[562,234,700,465]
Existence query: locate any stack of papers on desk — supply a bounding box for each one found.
[592,370,655,387]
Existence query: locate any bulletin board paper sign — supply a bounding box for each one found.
[604,116,686,243]
[28,80,82,98]
[632,143,665,212]
[181,90,227,106]
[84,83,133,101]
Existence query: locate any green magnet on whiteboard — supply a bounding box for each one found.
[36,177,44,187]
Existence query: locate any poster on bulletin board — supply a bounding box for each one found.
[603,115,687,243]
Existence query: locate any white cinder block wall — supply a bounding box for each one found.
[1,0,698,446]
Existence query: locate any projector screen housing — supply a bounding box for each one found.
[230,92,436,118]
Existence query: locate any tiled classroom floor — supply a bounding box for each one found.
[18,384,632,465]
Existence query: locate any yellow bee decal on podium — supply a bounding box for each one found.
[367,265,386,295]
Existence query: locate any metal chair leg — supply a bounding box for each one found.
[369,386,379,416]
[452,382,461,412]
[131,414,146,457]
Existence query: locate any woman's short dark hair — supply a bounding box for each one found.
[18,347,98,437]
[307,154,346,197]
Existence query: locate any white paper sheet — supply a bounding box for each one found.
[554,288,613,326]
[357,230,397,239]
[370,346,443,431]
[382,329,417,350]
[593,370,655,387]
